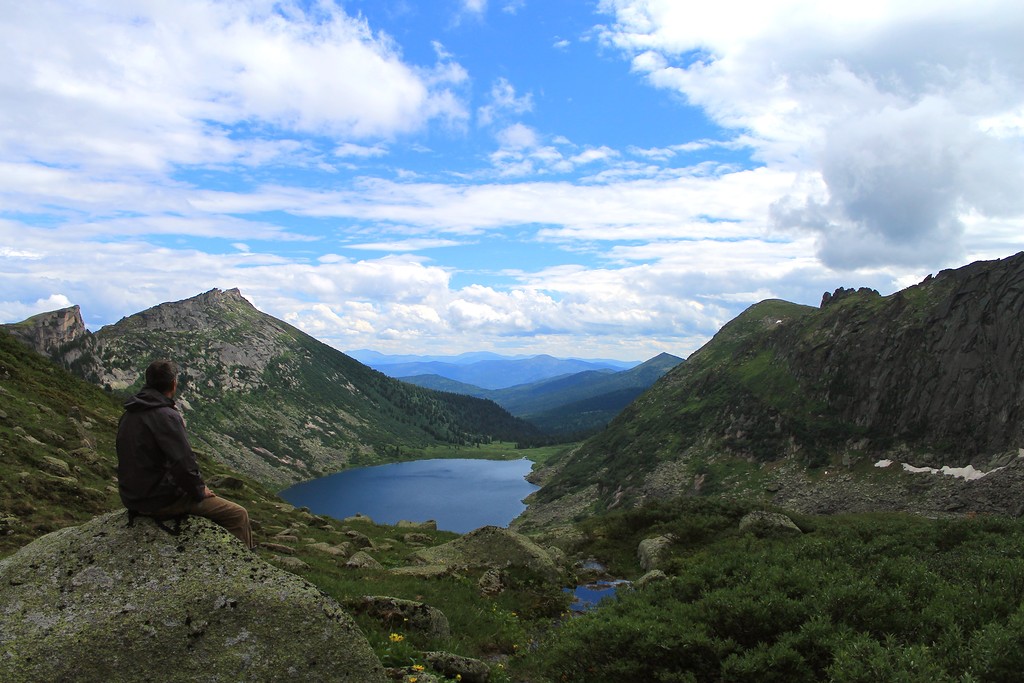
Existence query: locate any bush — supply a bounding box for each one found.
[513,499,1024,682]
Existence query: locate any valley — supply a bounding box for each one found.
[2,251,1024,681]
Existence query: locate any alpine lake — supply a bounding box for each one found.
[279,457,539,534]
[279,455,627,612]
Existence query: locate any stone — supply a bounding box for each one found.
[397,519,437,530]
[423,651,491,683]
[345,529,374,548]
[411,526,561,581]
[343,513,374,524]
[635,569,668,589]
[738,511,803,537]
[307,541,349,557]
[346,551,383,570]
[347,596,450,639]
[389,565,452,579]
[637,534,676,571]
[0,511,385,682]
[39,455,72,477]
[478,568,506,595]
[403,532,433,545]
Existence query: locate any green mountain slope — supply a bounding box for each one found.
[0,328,123,553]
[6,289,539,488]
[523,253,1024,523]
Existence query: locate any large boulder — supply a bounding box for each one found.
[0,511,386,682]
[411,525,561,581]
[637,534,676,571]
[345,595,450,639]
[738,510,803,537]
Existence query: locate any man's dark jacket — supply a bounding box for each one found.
[116,386,207,513]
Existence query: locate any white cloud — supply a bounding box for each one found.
[346,238,463,252]
[598,0,1024,269]
[335,143,389,158]
[478,78,535,126]
[496,123,540,150]
[0,1,468,173]
[0,294,74,325]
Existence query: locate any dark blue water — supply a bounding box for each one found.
[565,579,630,613]
[279,458,539,534]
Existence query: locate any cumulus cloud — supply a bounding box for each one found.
[478,78,535,126]
[0,1,468,172]
[598,0,1024,269]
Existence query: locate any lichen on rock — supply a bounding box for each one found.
[0,511,385,682]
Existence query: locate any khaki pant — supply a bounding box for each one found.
[154,494,253,549]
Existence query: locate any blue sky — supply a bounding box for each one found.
[2,0,1023,361]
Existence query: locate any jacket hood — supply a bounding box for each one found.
[123,386,175,412]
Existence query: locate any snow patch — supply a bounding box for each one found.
[875,459,1003,481]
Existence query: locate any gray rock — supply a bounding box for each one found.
[412,526,561,581]
[306,541,349,557]
[635,569,668,588]
[345,529,374,548]
[40,455,71,477]
[346,550,383,570]
[739,511,803,537]
[347,595,450,639]
[637,534,675,571]
[389,564,452,579]
[423,651,491,683]
[477,568,506,595]
[0,511,385,682]
[397,519,438,530]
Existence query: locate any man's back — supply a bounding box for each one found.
[116,385,206,514]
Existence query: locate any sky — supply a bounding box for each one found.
[1,0,1022,362]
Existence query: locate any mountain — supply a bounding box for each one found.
[520,252,1024,526]
[402,353,683,439]
[4,289,539,488]
[347,349,534,365]
[364,353,639,390]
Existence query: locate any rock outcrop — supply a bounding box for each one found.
[1,305,92,361]
[738,511,803,537]
[0,511,386,682]
[528,252,1024,518]
[411,526,562,581]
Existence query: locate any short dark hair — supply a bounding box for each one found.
[145,360,178,393]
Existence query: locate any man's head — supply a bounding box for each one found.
[145,359,178,396]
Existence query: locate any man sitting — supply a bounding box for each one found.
[116,359,253,549]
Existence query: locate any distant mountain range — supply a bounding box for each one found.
[351,351,639,390]
[398,353,683,439]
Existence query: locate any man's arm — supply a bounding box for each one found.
[150,408,208,501]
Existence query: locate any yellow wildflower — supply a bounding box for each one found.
[412,664,425,672]
[389,633,404,643]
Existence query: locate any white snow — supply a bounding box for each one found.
[874,457,1021,481]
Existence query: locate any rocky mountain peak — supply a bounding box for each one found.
[1,304,89,357]
[114,287,259,333]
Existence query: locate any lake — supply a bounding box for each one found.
[279,458,539,533]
